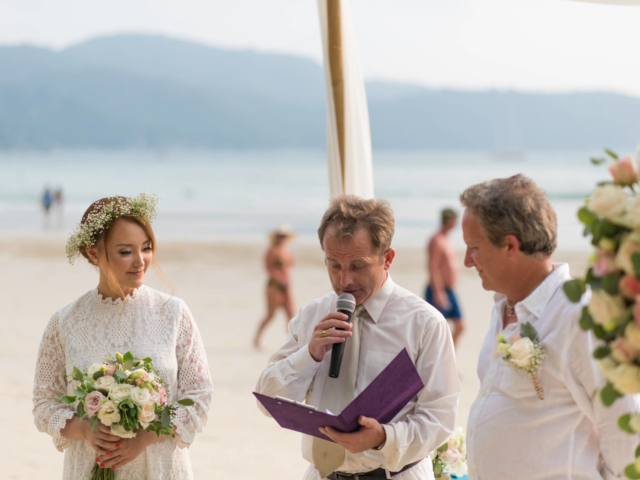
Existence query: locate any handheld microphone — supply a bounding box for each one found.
[329,293,356,378]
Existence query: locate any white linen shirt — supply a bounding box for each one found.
[467,263,640,480]
[255,275,460,480]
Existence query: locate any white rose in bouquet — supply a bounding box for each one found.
[110,423,137,439]
[596,357,618,376]
[87,363,104,378]
[139,402,157,429]
[508,337,535,368]
[97,400,121,426]
[630,414,640,433]
[109,384,133,403]
[608,364,640,394]
[588,184,627,220]
[624,195,640,229]
[131,386,151,407]
[588,290,626,326]
[94,375,116,391]
[626,322,640,350]
[615,233,640,276]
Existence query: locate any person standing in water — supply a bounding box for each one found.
[253,224,297,350]
[426,208,465,347]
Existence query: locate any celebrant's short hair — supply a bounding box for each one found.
[318,195,395,255]
[460,174,557,258]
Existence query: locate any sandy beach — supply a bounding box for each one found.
[0,236,590,479]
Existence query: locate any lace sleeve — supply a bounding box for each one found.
[172,301,213,449]
[32,311,75,452]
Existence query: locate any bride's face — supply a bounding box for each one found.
[102,218,153,290]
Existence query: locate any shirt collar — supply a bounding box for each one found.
[494,263,571,320]
[362,273,394,324]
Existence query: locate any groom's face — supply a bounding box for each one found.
[462,210,509,292]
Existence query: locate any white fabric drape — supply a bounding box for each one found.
[571,0,640,5]
[317,0,374,199]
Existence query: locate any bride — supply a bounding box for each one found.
[32,194,213,479]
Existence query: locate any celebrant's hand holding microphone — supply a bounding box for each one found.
[308,293,355,363]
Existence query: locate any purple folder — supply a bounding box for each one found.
[254,348,424,442]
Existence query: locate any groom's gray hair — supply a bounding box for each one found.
[460,174,557,259]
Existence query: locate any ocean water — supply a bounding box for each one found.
[0,148,608,250]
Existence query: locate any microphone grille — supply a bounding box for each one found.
[336,293,356,313]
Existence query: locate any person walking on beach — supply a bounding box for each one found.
[460,175,640,479]
[254,224,297,350]
[42,186,53,229]
[32,194,213,479]
[256,196,460,480]
[425,208,464,347]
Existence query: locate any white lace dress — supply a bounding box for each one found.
[32,285,213,480]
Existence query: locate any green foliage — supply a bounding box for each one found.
[161,408,171,429]
[92,370,104,381]
[605,148,619,160]
[564,279,586,302]
[593,325,606,339]
[602,272,623,295]
[90,415,98,433]
[520,322,540,343]
[578,207,598,226]
[593,346,611,359]
[123,352,134,362]
[77,401,86,420]
[636,444,640,458]
[625,463,640,479]
[585,268,603,291]
[590,157,607,165]
[114,369,127,382]
[601,382,623,407]
[177,399,195,406]
[72,367,83,382]
[580,308,596,331]
[632,253,640,280]
[619,414,635,434]
[61,395,76,404]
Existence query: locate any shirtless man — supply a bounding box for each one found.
[426,208,465,347]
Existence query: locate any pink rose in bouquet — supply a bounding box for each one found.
[620,275,640,300]
[593,254,616,278]
[611,337,640,364]
[85,391,106,418]
[609,155,639,186]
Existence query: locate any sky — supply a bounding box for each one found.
[1,0,640,96]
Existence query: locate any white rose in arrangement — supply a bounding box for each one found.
[94,375,116,392]
[588,184,627,220]
[149,389,161,406]
[626,322,640,350]
[587,290,626,326]
[97,400,121,426]
[615,233,640,276]
[109,384,133,403]
[630,414,640,433]
[87,363,105,378]
[624,195,640,229]
[596,357,617,376]
[110,423,137,439]
[608,364,640,394]
[508,337,535,368]
[138,402,157,429]
[131,386,152,407]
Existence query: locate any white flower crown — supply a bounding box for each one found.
[65,193,159,264]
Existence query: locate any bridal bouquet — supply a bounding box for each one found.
[563,148,640,479]
[61,352,193,480]
[431,427,467,479]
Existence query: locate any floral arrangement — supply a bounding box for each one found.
[496,322,546,400]
[431,427,467,479]
[61,351,193,480]
[65,193,158,264]
[563,148,640,479]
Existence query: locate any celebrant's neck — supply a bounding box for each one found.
[97,279,139,301]
[504,258,554,306]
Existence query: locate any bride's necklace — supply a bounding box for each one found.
[506,301,516,317]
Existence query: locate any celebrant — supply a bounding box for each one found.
[460,175,640,479]
[32,194,213,479]
[255,195,460,480]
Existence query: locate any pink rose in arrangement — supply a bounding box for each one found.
[609,155,639,186]
[84,391,107,418]
[441,447,463,467]
[135,378,144,386]
[593,254,616,278]
[509,334,522,344]
[620,275,640,299]
[158,387,167,406]
[105,365,116,376]
[611,337,640,363]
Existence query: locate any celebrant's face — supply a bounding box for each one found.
[102,218,153,290]
[323,225,394,305]
[462,210,509,292]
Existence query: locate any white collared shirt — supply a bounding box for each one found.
[255,275,460,479]
[467,263,640,479]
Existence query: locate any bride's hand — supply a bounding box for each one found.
[96,430,159,470]
[85,422,122,456]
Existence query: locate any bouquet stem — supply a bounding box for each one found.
[90,463,114,480]
[530,371,544,400]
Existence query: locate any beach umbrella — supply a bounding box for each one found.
[317,0,374,199]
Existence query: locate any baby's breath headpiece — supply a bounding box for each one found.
[66,193,159,264]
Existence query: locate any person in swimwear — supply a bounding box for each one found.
[253,224,297,350]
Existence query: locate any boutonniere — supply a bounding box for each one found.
[496,322,546,400]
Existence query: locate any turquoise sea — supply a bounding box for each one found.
[0,148,611,250]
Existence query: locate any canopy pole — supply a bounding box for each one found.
[327,0,346,193]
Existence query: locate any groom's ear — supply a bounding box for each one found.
[503,234,521,258]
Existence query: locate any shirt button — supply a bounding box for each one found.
[482,390,487,397]
[471,469,476,475]
[468,429,473,435]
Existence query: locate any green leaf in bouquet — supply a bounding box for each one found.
[72,367,83,382]
[89,415,98,433]
[601,382,623,407]
[625,463,640,479]
[602,272,623,295]
[114,369,127,381]
[585,268,602,291]
[632,253,640,280]
[605,148,619,160]
[433,462,443,474]
[580,308,596,331]
[74,389,86,398]
[590,157,607,165]
[437,442,448,453]
[85,382,94,393]
[123,360,135,371]
[77,401,86,419]
[563,279,586,303]
[132,363,145,370]
[177,399,195,407]
[636,444,640,458]
[619,414,636,434]
[593,346,611,359]
[161,408,171,429]
[577,207,598,226]
[105,357,116,365]
[93,370,104,381]
[61,395,77,404]
[520,322,540,342]
[123,352,134,362]
[591,220,604,247]
[143,357,152,364]
[593,325,606,339]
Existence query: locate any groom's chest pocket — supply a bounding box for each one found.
[498,363,538,399]
[357,349,398,393]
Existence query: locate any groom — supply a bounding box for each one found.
[460,174,640,479]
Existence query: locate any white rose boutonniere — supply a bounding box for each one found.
[496,322,546,400]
